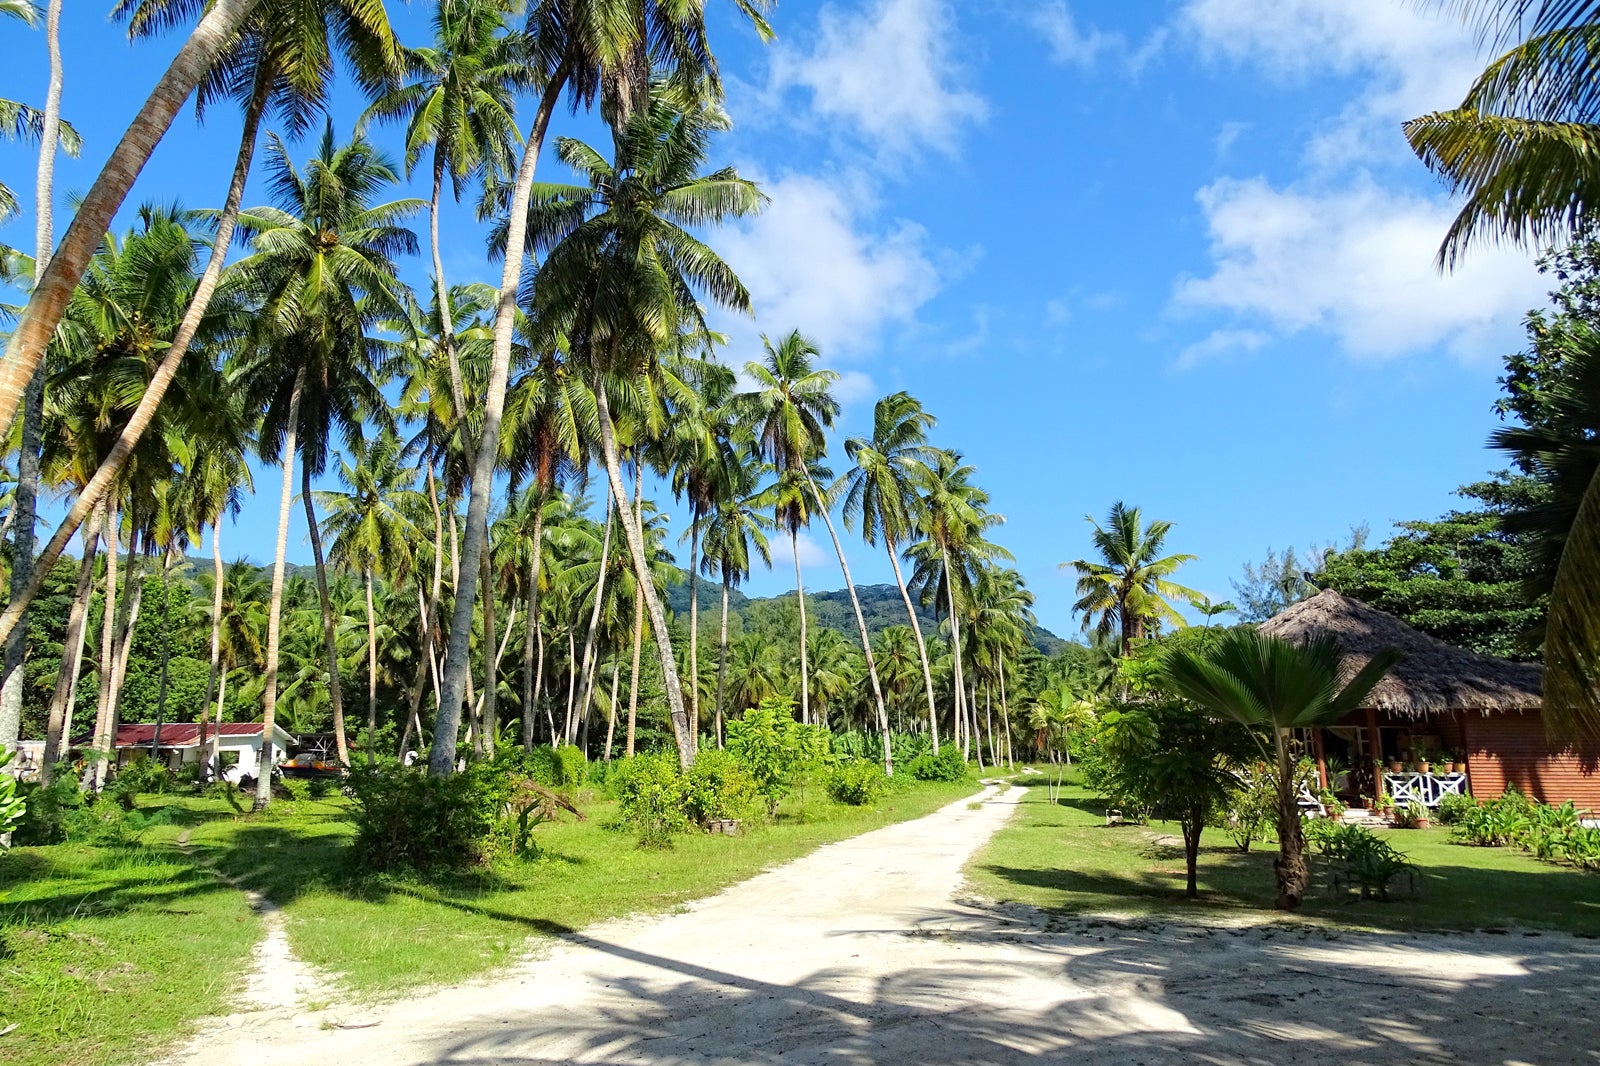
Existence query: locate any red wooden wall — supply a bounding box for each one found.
[1464,711,1600,810]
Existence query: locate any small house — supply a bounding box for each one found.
[1259,589,1599,809]
[111,722,294,783]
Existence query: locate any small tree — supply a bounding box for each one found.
[0,746,24,850]
[1161,630,1400,910]
[727,697,811,816]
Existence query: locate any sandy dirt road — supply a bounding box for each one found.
[164,785,1600,1065]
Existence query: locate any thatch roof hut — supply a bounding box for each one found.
[1257,589,1542,718]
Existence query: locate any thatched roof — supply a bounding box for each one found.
[1257,589,1542,717]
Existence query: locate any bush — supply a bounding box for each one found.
[279,778,313,802]
[727,700,811,813]
[684,749,758,824]
[1309,822,1420,900]
[115,756,176,798]
[553,745,588,788]
[1436,792,1477,825]
[487,774,583,860]
[0,747,23,848]
[307,777,333,800]
[906,744,967,783]
[344,763,497,872]
[1455,788,1600,870]
[614,752,690,847]
[13,767,84,845]
[492,745,559,786]
[826,760,889,806]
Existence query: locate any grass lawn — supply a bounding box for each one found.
[968,773,1600,935]
[0,839,260,1066]
[1,773,979,1066]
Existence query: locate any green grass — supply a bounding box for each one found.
[0,840,260,1066]
[968,773,1600,935]
[0,771,981,1066]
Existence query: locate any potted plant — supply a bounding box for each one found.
[1352,794,1372,812]
[1316,787,1345,820]
[1388,757,1405,773]
[1374,794,1396,821]
[1450,749,1466,774]
[1396,801,1430,829]
[1417,753,1432,774]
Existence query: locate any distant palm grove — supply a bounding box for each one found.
[0,0,1101,812]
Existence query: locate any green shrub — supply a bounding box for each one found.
[487,775,583,860]
[280,778,313,802]
[493,746,560,786]
[13,766,83,845]
[907,744,967,783]
[0,746,23,848]
[553,745,588,788]
[727,700,808,813]
[1436,792,1477,825]
[116,756,176,797]
[1310,822,1420,900]
[684,749,758,824]
[307,777,333,800]
[344,763,497,872]
[613,752,690,847]
[826,760,889,806]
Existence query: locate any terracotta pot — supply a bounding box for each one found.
[1452,761,1466,773]
[1418,761,1431,774]
[1388,761,1404,773]
[1414,818,1431,830]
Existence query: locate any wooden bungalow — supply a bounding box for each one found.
[1259,589,1600,809]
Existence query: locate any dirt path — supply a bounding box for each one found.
[163,785,1600,1065]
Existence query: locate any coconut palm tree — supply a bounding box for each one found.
[474,93,762,771]
[698,450,772,746]
[842,391,942,748]
[739,331,893,767]
[0,0,405,653]
[226,124,419,808]
[1065,502,1200,657]
[317,428,421,763]
[1160,629,1401,910]
[199,559,268,774]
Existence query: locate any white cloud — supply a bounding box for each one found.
[1174,177,1545,361]
[768,531,831,574]
[1031,2,1120,68]
[1176,328,1271,370]
[717,174,942,359]
[1180,0,1485,167]
[766,0,987,157]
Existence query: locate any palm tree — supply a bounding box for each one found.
[805,629,859,731]
[465,93,762,772]
[842,391,943,749]
[437,0,774,776]
[1065,502,1200,656]
[0,0,405,652]
[360,0,524,434]
[727,633,780,712]
[0,0,273,452]
[317,429,420,764]
[227,125,418,808]
[1160,629,1401,910]
[740,331,893,766]
[1404,1,1600,266]
[199,559,268,773]
[698,451,772,746]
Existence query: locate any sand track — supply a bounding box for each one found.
[162,785,1600,1065]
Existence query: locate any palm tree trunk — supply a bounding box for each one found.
[792,529,809,725]
[0,68,274,651]
[302,465,349,766]
[197,519,224,780]
[479,530,497,754]
[715,574,730,749]
[0,0,266,449]
[522,549,539,750]
[593,381,693,766]
[42,504,100,776]
[687,517,701,735]
[604,659,620,761]
[942,544,967,760]
[86,505,119,790]
[210,663,229,773]
[574,489,614,743]
[108,530,146,739]
[1273,727,1309,910]
[149,545,177,757]
[626,581,643,758]
[998,657,1014,769]
[365,568,378,765]
[803,467,890,772]
[430,68,568,777]
[34,0,62,273]
[429,148,470,433]
[886,540,939,754]
[564,628,577,743]
[255,371,303,811]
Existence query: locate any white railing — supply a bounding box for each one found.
[1384,771,1468,808]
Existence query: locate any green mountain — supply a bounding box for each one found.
[664,575,1069,655]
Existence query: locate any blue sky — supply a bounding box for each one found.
[1,0,1553,640]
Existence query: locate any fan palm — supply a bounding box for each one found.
[1065,501,1200,656]
[1160,630,1401,910]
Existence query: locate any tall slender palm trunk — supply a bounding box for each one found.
[365,568,378,765]
[803,467,891,772]
[565,628,577,741]
[429,148,470,432]
[887,541,939,753]
[86,506,119,790]
[208,662,229,772]
[792,528,809,725]
[302,466,349,765]
[715,575,730,748]
[479,533,497,753]
[42,504,101,776]
[0,0,267,450]
[998,657,1014,769]
[626,581,643,758]
[0,70,274,649]
[197,520,224,779]
[594,381,693,766]
[255,372,304,811]
[604,659,620,760]
[687,518,702,737]
[942,544,967,761]
[573,490,614,743]
[430,68,567,776]
[521,523,540,749]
